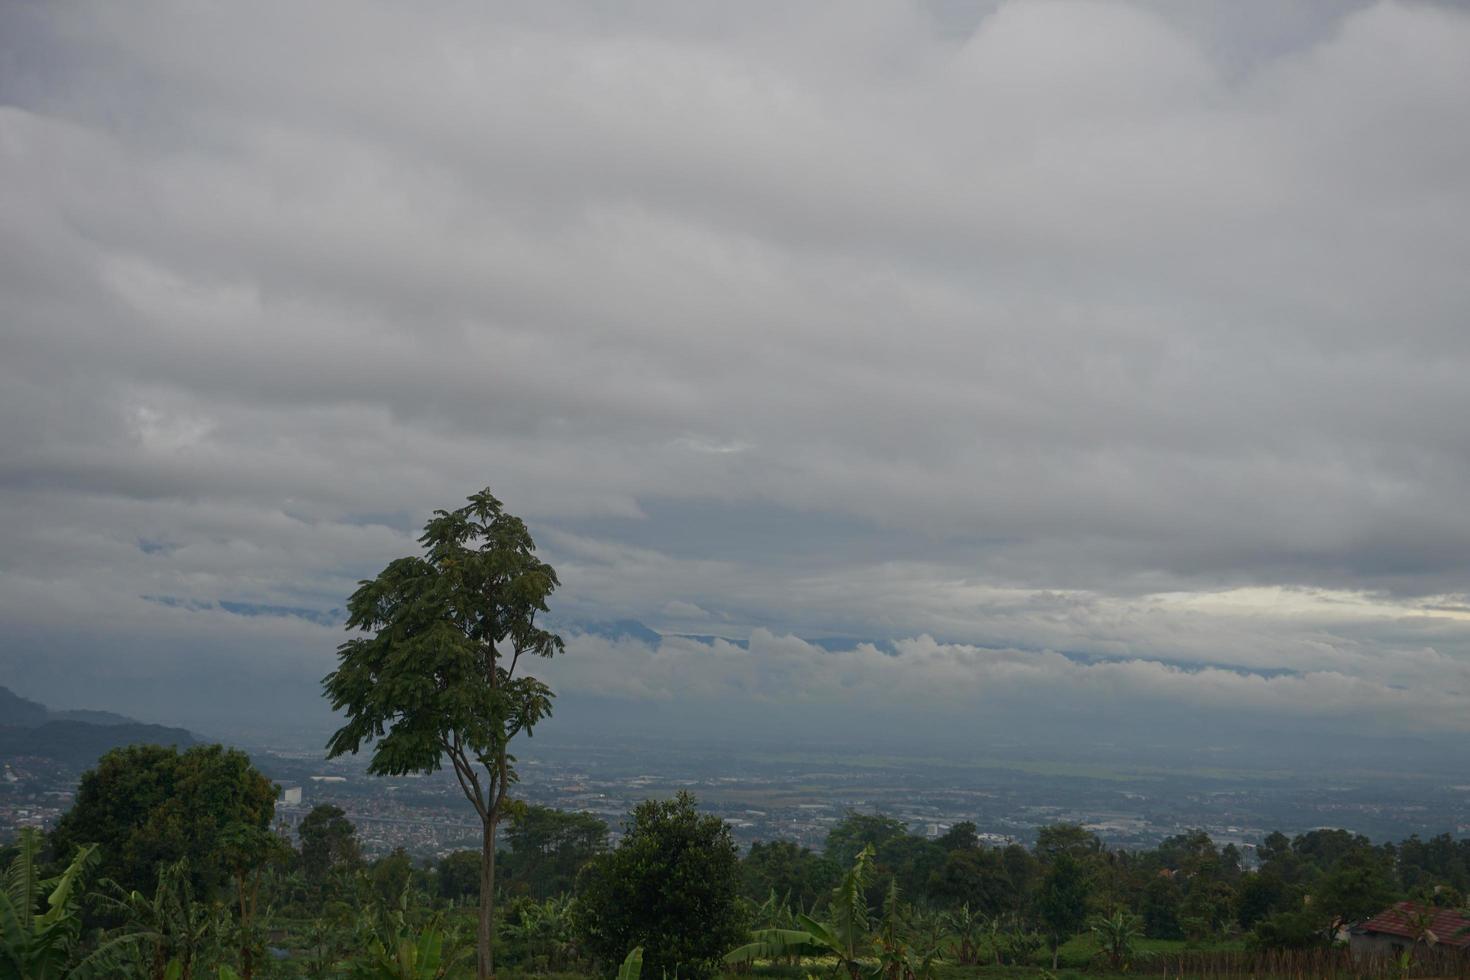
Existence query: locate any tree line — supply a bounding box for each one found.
[5,738,1469,978]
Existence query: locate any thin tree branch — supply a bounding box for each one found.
[443,736,488,821]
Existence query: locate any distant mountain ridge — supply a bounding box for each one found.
[566,618,878,652]
[0,686,196,767]
[0,685,143,728]
[0,686,51,726]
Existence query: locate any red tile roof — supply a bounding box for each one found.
[1358,902,1470,949]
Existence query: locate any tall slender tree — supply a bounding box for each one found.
[1037,852,1091,970]
[323,487,564,979]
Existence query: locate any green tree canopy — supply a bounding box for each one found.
[1036,852,1092,969]
[936,821,980,853]
[927,846,1017,915]
[502,804,609,899]
[297,804,360,889]
[1034,823,1102,863]
[741,840,840,909]
[371,848,415,908]
[50,743,276,898]
[1312,857,1399,924]
[824,813,907,870]
[437,851,482,904]
[575,792,747,980]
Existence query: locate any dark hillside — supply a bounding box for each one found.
[0,719,196,767]
[0,686,50,726]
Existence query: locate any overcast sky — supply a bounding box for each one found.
[3,0,1469,743]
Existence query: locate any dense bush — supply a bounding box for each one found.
[575,792,748,980]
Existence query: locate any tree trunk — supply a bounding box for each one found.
[1051,944,1059,970]
[479,813,498,979]
[238,870,255,980]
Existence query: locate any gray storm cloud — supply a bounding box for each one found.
[1,0,1468,734]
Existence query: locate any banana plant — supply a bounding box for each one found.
[502,894,579,970]
[870,880,936,980]
[86,858,225,980]
[751,889,802,932]
[998,914,1043,966]
[616,947,643,980]
[1089,909,1142,972]
[298,905,356,980]
[939,903,983,965]
[0,828,99,980]
[725,846,875,978]
[979,913,1004,967]
[350,920,472,980]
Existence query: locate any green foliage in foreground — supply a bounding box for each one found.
[0,829,98,979]
[576,793,748,980]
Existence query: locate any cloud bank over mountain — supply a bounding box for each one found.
[2,1,1469,742]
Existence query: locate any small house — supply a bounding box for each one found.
[1349,902,1470,958]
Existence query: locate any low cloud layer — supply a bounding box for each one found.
[2,1,1469,740]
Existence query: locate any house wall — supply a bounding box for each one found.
[1350,933,1407,958]
[1350,932,1470,960]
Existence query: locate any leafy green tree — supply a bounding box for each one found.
[371,850,415,909]
[1179,877,1234,941]
[1236,871,1296,930]
[1258,831,1293,866]
[824,813,907,870]
[1156,831,1220,878]
[299,805,361,889]
[1000,844,1040,907]
[935,823,980,853]
[219,823,289,980]
[742,840,839,909]
[1220,843,1243,879]
[51,744,276,899]
[1139,875,1182,939]
[1312,857,1398,924]
[1397,833,1470,893]
[1091,849,1137,917]
[1293,829,1378,874]
[324,487,564,980]
[1035,824,1102,862]
[927,847,1015,914]
[1249,908,1330,950]
[877,835,946,907]
[1036,852,1091,969]
[576,793,747,980]
[435,852,481,904]
[502,805,608,899]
